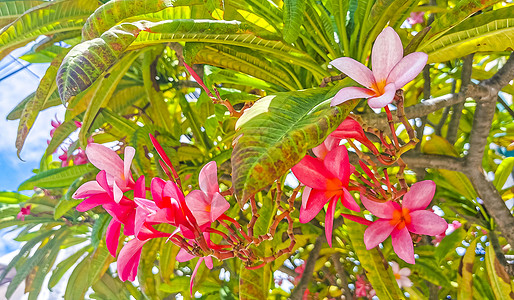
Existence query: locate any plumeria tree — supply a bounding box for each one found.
[1,0,514,299]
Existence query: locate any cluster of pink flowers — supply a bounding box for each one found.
[48,117,87,167]
[292,27,446,264]
[292,116,447,263]
[73,135,230,294]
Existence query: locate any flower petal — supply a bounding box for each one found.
[73,181,104,198]
[113,181,123,203]
[387,52,428,89]
[301,186,312,210]
[150,177,166,208]
[176,248,195,262]
[360,194,396,219]
[76,194,111,211]
[331,86,374,106]
[371,27,404,82]
[341,188,360,212]
[134,176,146,199]
[391,227,415,264]
[341,214,372,226]
[190,259,202,296]
[123,146,136,184]
[330,57,376,87]
[199,161,219,196]
[325,197,338,247]
[407,210,448,236]
[86,143,124,178]
[363,219,395,249]
[403,180,436,211]
[399,267,411,277]
[210,193,230,222]
[299,189,329,223]
[399,277,413,288]
[312,142,329,159]
[390,261,400,274]
[291,155,330,190]
[117,238,146,281]
[367,83,396,109]
[324,146,350,183]
[105,218,122,257]
[185,190,211,226]
[204,256,213,269]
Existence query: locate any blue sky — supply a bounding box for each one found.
[0,45,63,192]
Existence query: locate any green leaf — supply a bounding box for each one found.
[0,230,55,285]
[409,259,451,288]
[420,5,514,63]
[57,19,325,102]
[6,229,65,298]
[457,238,478,300]
[54,199,82,220]
[282,0,305,44]
[346,221,404,300]
[435,227,466,263]
[16,52,67,157]
[191,44,298,90]
[231,84,356,203]
[484,243,513,299]
[78,50,143,145]
[421,0,499,47]
[18,164,95,191]
[81,0,198,40]
[493,157,514,190]
[422,135,477,200]
[0,1,44,28]
[91,274,130,300]
[91,214,111,249]
[0,0,98,60]
[26,234,64,300]
[0,191,30,204]
[64,243,112,300]
[239,263,272,300]
[48,245,90,289]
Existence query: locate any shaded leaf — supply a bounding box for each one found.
[282,0,305,44]
[18,164,95,191]
[484,243,513,300]
[457,238,478,300]
[346,221,404,300]
[232,84,356,203]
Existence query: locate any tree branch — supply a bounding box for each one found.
[290,218,344,299]
[331,253,353,300]
[290,235,323,300]
[401,154,466,172]
[447,54,474,144]
[361,93,462,131]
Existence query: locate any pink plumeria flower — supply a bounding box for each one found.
[49,116,62,138]
[390,261,413,288]
[86,143,136,203]
[16,205,31,221]
[74,171,143,256]
[407,12,425,25]
[117,226,169,281]
[185,161,230,228]
[330,27,428,109]
[355,275,371,298]
[361,180,447,263]
[292,146,360,247]
[175,233,215,296]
